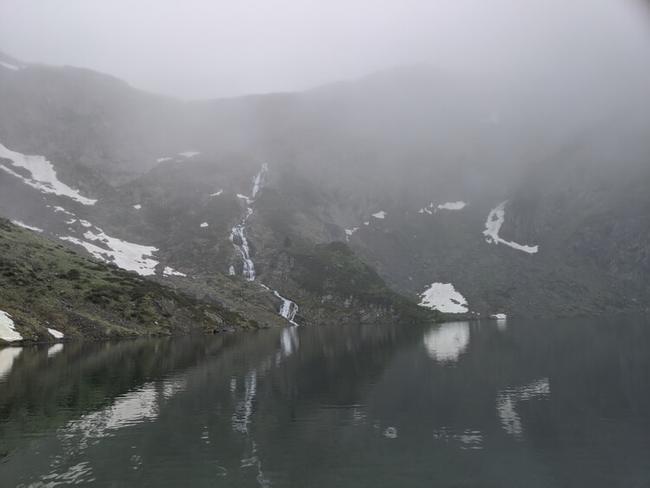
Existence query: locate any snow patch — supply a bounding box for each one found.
[423,322,470,362]
[11,220,43,233]
[483,201,539,254]
[157,151,200,162]
[0,311,22,342]
[0,61,19,71]
[53,207,169,277]
[420,201,467,214]
[438,201,467,211]
[47,328,64,339]
[372,211,386,219]
[0,142,97,205]
[50,206,75,216]
[418,282,469,314]
[163,266,186,277]
[60,228,159,276]
[345,227,359,241]
[178,151,200,158]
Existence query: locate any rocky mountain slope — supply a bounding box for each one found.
[0,218,268,344]
[1,51,649,321]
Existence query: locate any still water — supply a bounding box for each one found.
[1,317,650,487]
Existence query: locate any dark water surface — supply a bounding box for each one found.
[1,317,650,487]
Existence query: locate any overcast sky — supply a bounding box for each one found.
[1,0,649,99]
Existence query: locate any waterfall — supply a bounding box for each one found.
[230,164,300,325]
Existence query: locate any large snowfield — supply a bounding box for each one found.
[0,143,97,205]
[418,282,469,314]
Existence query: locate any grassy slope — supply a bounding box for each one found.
[250,181,440,326]
[273,242,440,326]
[0,219,259,343]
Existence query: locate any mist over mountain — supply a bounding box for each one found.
[0,0,650,334]
[2,0,650,98]
[4,3,650,486]
[2,31,650,326]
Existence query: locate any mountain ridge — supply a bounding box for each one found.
[1,52,649,322]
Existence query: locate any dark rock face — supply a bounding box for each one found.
[1,55,649,323]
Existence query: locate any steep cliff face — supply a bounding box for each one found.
[247,164,641,318]
[1,54,649,322]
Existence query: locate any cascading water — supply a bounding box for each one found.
[230,164,300,325]
[229,165,266,281]
[273,291,299,325]
[230,208,256,281]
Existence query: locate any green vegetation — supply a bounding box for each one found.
[288,242,439,325]
[0,219,256,343]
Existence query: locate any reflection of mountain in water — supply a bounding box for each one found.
[2,317,650,487]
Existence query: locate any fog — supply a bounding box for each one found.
[1,0,650,99]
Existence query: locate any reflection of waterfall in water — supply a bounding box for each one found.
[229,326,303,486]
[232,370,257,434]
[496,378,550,439]
[229,167,301,325]
[231,369,271,487]
[280,327,299,357]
